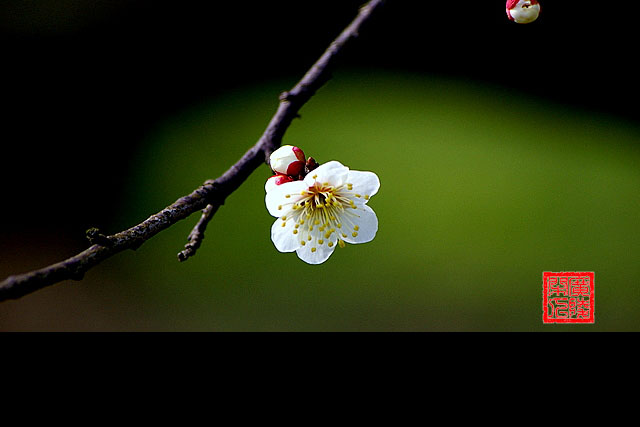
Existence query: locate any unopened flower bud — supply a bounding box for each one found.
[506,0,540,24]
[265,173,294,193]
[306,156,319,173]
[269,145,306,176]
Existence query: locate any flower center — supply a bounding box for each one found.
[279,182,361,247]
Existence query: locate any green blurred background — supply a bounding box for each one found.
[1,1,638,330]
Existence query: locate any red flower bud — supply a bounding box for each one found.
[265,174,294,193]
[506,0,540,24]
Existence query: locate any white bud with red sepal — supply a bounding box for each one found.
[265,174,294,193]
[269,145,306,176]
[506,0,540,24]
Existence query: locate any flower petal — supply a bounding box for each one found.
[346,170,380,201]
[265,180,307,217]
[271,218,299,253]
[341,204,378,244]
[296,237,336,264]
[304,161,349,187]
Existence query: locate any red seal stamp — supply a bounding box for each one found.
[543,272,595,324]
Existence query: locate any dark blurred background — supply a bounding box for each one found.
[1,1,638,330]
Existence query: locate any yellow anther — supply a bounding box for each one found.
[318,240,324,245]
[281,222,286,227]
[314,220,320,225]
[364,195,370,200]
[313,174,318,179]
[338,240,345,248]
[347,184,353,190]
[309,226,313,231]
[324,232,331,239]
[285,194,291,198]
[328,242,334,248]
[355,194,361,198]
[278,205,282,210]
[281,216,287,220]
[342,233,347,238]
[299,219,305,225]
[301,241,306,246]
[293,230,298,235]
[337,224,342,228]
[308,236,312,241]
[323,182,329,186]
[330,228,335,233]
[300,191,306,195]
[311,247,317,253]
[354,225,359,231]
[352,232,358,237]
[295,224,299,229]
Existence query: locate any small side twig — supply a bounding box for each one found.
[0,0,385,302]
[178,203,219,261]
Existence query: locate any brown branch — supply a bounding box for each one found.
[0,0,385,302]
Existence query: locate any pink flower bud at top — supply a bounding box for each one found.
[506,0,540,24]
[265,173,294,193]
[269,145,306,176]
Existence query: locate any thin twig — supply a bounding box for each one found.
[0,0,385,302]
[178,203,219,261]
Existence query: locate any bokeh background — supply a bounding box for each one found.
[1,1,638,331]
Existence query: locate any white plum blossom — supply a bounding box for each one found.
[265,160,380,264]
